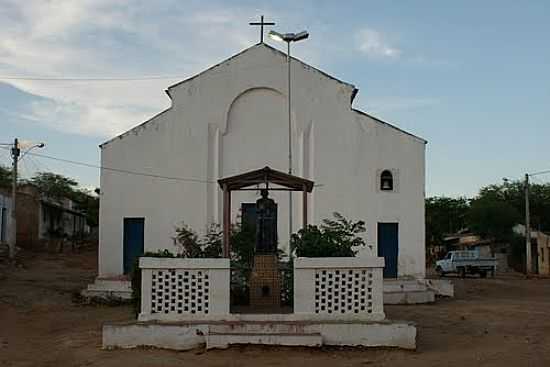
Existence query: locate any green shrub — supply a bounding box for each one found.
[290,212,366,257]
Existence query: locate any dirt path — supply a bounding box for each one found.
[1,249,549,367]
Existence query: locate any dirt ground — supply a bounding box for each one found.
[1,248,549,367]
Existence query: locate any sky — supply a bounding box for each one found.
[0,0,549,197]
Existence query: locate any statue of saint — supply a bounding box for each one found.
[255,189,278,254]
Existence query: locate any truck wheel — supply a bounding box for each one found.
[479,270,487,278]
[459,267,466,278]
[436,266,444,277]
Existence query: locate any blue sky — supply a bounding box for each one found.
[1,0,549,196]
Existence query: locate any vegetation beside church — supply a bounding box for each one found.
[426,179,550,270]
[290,212,366,257]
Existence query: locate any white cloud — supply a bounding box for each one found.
[0,0,265,138]
[356,28,401,58]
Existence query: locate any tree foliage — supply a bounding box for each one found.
[27,172,99,227]
[468,197,520,241]
[0,165,12,188]
[290,212,366,257]
[29,172,78,201]
[173,223,223,258]
[425,197,469,247]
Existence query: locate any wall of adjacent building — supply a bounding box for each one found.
[0,190,13,244]
[98,44,426,279]
[537,232,550,275]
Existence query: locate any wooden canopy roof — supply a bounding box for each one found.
[217,166,314,192]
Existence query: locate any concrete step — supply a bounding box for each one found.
[206,332,323,349]
[82,289,133,300]
[209,322,311,335]
[83,278,133,300]
[384,290,435,305]
[88,279,132,292]
[103,319,417,350]
[383,279,428,293]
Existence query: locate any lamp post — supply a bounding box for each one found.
[268,29,309,246]
[7,139,45,259]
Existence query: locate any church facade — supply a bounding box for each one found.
[97,43,426,280]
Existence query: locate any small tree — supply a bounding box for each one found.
[71,189,99,227]
[30,172,78,201]
[173,223,222,258]
[290,212,366,257]
[0,165,11,188]
[468,197,520,242]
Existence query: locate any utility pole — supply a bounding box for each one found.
[9,138,20,259]
[525,173,531,274]
[287,41,293,244]
[268,29,309,248]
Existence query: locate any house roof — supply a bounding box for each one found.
[217,166,314,192]
[100,42,426,148]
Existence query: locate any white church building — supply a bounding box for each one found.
[92,43,427,295]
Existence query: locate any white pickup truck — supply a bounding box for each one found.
[436,250,497,278]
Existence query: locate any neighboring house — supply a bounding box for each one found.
[443,233,493,257]
[0,188,13,245]
[95,42,426,283]
[442,232,510,272]
[15,184,89,249]
[513,224,549,275]
[536,231,550,275]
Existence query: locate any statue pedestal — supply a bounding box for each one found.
[249,255,281,308]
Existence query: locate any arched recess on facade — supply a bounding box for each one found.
[222,87,285,135]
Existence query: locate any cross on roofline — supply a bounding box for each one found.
[249,15,275,43]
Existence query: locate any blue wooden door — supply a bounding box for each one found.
[378,222,399,278]
[123,218,144,274]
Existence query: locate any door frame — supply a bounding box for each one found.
[377,222,399,278]
[123,217,145,274]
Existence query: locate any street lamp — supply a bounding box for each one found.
[8,139,45,259]
[268,29,309,248]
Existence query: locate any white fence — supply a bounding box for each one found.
[139,257,230,321]
[293,257,385,321]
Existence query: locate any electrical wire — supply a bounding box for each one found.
[0,61,291,83]
[529,169,550,177]
[26,151,215,183]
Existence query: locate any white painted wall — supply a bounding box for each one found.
[0,192,12,243]
[98,43,426,279]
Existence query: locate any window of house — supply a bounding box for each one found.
[380,170,394,191]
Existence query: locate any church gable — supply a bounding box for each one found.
[100,42,425,149]
[165,43,356,102]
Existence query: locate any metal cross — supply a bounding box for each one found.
[249,15,275,43]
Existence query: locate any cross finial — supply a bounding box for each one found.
[249,15,275,43]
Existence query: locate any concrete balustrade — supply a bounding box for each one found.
[294,257,386,321]
[138,257,230,321]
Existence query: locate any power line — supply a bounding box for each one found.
[0,75,185,82]
[26,151,215,184]
[0,61,291,83]
[529,169,550,177]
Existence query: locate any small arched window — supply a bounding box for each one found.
[380,170,394,191]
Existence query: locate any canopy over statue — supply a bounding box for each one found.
[217,166,314,257]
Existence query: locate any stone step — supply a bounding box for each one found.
[209,322,311,335]
[82,289,133,300]
[88,279,132,292]
[383,280,428,293]
[83,278,133,300]
[206,332,323,349]
[384,290,435,305]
